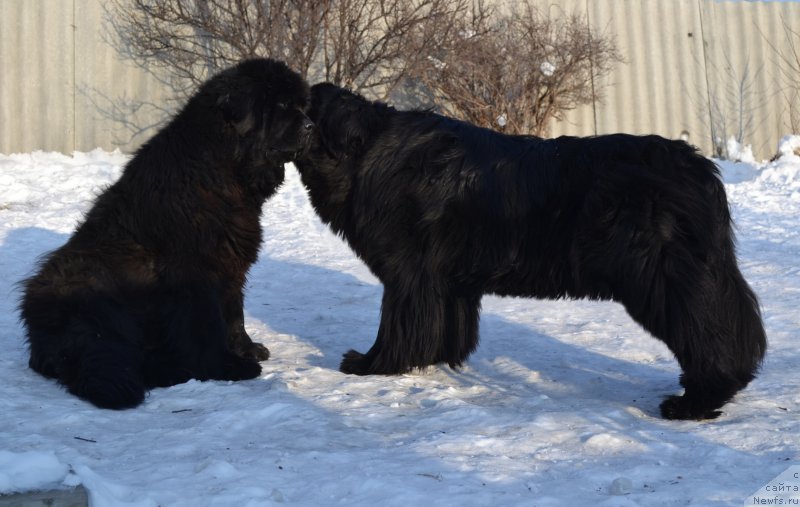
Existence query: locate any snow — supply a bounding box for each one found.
[778,135,800,159]
[0,450,70,493]
[0,140,799,506]
[540,61,556,77]
[726,136,755,164]
[743,464,800,504]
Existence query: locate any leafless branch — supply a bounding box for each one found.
[107,0,327,100]
[106,0,620,135]
[410,1,621,136]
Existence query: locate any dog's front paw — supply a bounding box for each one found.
[241,342,270,362]
[660,395,722,420]
[340,350,371,375]
[220,356,262,381]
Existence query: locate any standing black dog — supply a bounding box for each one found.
[19,59,313,409]
[295,83,766,420]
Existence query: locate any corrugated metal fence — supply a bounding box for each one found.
[551,0,799,159]
[0,0,174,154]
[1,0,798,157]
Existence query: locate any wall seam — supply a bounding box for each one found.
[72,0,76,152]
[586,0,598,136]
[698,0,715,152]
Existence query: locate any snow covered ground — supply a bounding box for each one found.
[0,140,798,506]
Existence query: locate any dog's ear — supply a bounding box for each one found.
[217,93,256,136]
[342,102,381,155]
[311,84,381,159]
[345,127,365,154]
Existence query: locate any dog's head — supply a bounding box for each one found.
[306,83,388,161]
[206,58,313,163]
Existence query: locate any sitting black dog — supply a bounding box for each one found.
[294,83,766,420]
[20,58,313,409]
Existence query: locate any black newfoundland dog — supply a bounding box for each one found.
[20,59,312,409]
[295,83,767,420]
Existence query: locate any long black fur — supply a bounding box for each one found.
[19,58,313,409]
[295,83,767,420]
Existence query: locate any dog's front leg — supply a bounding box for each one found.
[221,287,270,362]
[340,280,468,375]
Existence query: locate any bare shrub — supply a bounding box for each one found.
[107,0,621,136]
[761,16,800,134]
[704,52,767,160]
[107,0,327,98]
[317,0,474,99]
[108,0,471,100]
[410,1,622,136]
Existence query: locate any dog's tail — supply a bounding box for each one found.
[22,295,147,410]
[712,235,767,390]
[705,153,767,386]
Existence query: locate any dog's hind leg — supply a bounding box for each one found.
[658,261,766,420]
[620,250,766,420]
[65,337,146,410]
[25,296,147,410]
